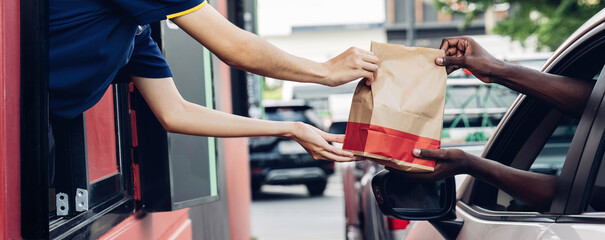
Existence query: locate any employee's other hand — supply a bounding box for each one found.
[386,148,473,181]
[323,47,379,87]
[289,122,356,162]
[435,36,504,84]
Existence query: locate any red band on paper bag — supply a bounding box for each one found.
[343,122,438,168]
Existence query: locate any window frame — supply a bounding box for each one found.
[565,71,605,214]
[48,84,136,239]
[130,21,220,213]
[20,0,50,238]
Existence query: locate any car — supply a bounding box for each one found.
[338,30,570,240]
[249,100,335,196]
[376,9,605,240]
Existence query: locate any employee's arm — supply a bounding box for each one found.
[170,4,379,87]
[132,76,355,162]
[390,148,557,210]
[436,36,593,117]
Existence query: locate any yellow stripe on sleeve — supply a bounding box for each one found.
[167,1,207,19]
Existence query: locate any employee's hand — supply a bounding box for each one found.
[386,148,475,181]
[323,47,379,87]
[435,36,504,84]
[289,122,356,162]
[173,6,378,88]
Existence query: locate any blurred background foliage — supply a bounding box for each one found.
[434,0,605,50]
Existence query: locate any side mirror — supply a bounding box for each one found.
[371,170,456,220]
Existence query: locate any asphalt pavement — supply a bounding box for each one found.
[251,168,345,240]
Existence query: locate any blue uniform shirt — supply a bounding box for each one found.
[49,0,206,118]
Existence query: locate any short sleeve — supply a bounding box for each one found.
[111,0,207,25]
[116,25,172,83]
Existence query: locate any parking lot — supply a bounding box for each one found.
[251,169,345,240]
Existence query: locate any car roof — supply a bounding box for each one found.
[264,105,312,112]
[263,99,312,112]
[263,99,307,107]
[503,52,553,62]
[262,99,309,108]
[546,8,605,69]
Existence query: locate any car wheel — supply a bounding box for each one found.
[306,180,327,196]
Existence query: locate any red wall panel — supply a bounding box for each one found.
[0,0,21,239]
[99,209,192,240]
[85,85,119,183]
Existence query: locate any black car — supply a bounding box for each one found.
[249,101,334,196]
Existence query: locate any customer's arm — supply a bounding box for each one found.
[132,76,356,162]
[170,4,379,87]
[436,36,593,117]
[390,148,557,209]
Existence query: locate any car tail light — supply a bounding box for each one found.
[326,162,335,169]
[463,68,472,76]
[251,167,264,174]
[388,217,409,230]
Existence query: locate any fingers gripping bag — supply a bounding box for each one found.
[343,41,447,172]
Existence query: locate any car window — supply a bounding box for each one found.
[490,68,603,212]
[493,116,580,211]
[587,84,605,212]
[265,107,323,128]
[328,122,347,134]
[49,85,134,233]
[529,116,580,176]
[442,83,518,144]
[467,60,604,213]
[461,25,605,215]
[266,108,307,122]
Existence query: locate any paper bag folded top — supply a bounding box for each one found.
[343,41,447,172]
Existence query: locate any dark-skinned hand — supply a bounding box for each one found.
[385,148,475,181]
[435,36,505,83]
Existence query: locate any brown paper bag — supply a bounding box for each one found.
[342,41,447,172]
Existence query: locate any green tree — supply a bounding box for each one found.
[434,0,604,50]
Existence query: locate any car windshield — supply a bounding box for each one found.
[442,81,519,144]
[265,106,323,129]
[441,58,547,145]
[328,122,347,134]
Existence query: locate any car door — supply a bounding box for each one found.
[452,15,605,240]
[542,139,605,239]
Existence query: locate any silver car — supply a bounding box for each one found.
[381,9,605,240]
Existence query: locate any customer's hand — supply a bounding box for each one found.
[386,148,475,181]
[289,122,356,162]
[436,36,504,83]
[322,47,379,87]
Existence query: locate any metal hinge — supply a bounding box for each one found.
[56,193,69,216]
[75,188,89,212]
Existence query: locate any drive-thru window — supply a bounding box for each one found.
[4,0,255,239]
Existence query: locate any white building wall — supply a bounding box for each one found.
[257,0,386,36]
[257,0,388,101]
